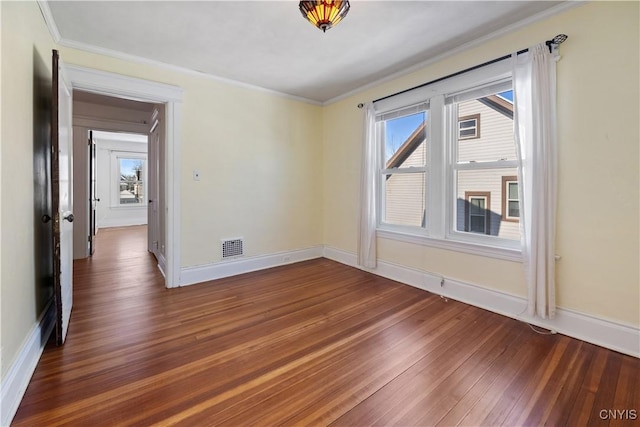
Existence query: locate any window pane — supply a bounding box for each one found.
[459,128,476,138]
[508,181,518,199]
[119,158,144,205]
[384,172,426,227]
[457,90,515,162]
[508,201,520,218]
[469,197,485,214]
[469,216,485,233]
[385,111,427,167]
[456,168,520,240]
[459,119,476,129]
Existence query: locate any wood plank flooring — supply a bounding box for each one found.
[13,226,640,426]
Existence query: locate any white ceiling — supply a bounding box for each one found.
[46,1,566,104]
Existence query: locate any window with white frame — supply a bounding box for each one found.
[502,176,520,221]
[465,192,490,234]
[374,60,521,252]
[458,113,480,140]
[112,153,146,206]
[451,84,520,242]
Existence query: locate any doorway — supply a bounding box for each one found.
[67,65,183,288]
[89,130,150,254]
[71,91,166,277]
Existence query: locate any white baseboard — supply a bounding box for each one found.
[180,246,324,287]
[97,217,147,228]
[1,302,55,426]
[157,253,167,278]
[323,246,640,358]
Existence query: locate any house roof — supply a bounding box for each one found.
[478,94,514,120]
[386,123,427,169]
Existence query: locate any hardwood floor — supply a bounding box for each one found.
[13,226,639,426]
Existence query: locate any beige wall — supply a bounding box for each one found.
[1,1,56,379]
[323,1,639,327]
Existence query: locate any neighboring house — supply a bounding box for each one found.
[384,123,427,227]
[120,172,144,204]
[384,94,520,240]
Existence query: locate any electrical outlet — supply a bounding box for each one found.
[193,170,201,181]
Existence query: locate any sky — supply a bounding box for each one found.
[385,90,513,161]
[120,159,143,177]
[499,90,514,102]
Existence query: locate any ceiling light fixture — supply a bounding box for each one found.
[299,0,350,33]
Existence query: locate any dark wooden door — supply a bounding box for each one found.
[89,130,97,255]
[34,51,55,313]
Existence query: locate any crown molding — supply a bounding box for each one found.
[323,1,586,106]
[37,0,61,43]
[61,38,322,106]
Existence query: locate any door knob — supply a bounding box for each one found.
[63,213,74,222]
[42,214,52,223]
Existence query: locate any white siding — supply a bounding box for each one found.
[458,101,515,162]
[384,141,426,227]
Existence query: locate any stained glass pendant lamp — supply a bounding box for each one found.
[299,1,351,32]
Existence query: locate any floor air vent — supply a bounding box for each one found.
[221,238,244,259]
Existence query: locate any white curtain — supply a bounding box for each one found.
[358,102,377,268]
[512,44,558,319]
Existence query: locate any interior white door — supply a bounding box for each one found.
[147,109,160,258]
[52,49,74,345]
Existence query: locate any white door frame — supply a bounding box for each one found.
[67,65,183,288]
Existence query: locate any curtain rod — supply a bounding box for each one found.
[357,34,568,108]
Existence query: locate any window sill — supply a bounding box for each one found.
[110,204,148,209]
[376,228,522,262]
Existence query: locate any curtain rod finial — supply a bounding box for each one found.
[546,34,568,52]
